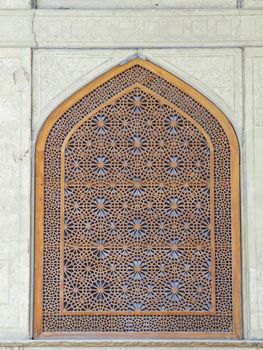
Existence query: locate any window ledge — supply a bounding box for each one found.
[0,340,263,348]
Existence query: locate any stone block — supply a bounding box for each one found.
[37,0,237,9]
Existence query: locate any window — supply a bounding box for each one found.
[34,59,241,338]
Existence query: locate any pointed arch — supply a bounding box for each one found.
[34,59,241,339]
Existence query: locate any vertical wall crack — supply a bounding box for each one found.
[31,10,38,48]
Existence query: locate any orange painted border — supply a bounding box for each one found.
[34,58,241,339]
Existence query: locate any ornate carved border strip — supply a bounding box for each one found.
[2,10,263,48]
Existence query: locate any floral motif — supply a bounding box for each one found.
[71,158,83,174]
[193,199,206,214]
[157,138,166,149]
[91,239,110,258]
[165,156,183,176]
[145,158,155,172]
[128,134,147,155]
[194,243,206,256]
[120,199,130,214]
[66,282,83,298]
[83,139,93,151]
[200,138,210,155]
[193,158,207,172]
[128,260,148,281]
[65,139,75,156]
[82,220,93,234]
[91,156,110,176]
[157,220,168,235]
[120,158,130,173]
[107,263,119,277]
[91,197,110,218]
[109,137,118,151]
[203,302,212,311]
[128,218,147,238]
[144,284,156,299]
[201,218,211,238]
[84,181,93,193]
[91,114,109,135]
[129,93,146,113]
[145,201,154,214]
[201,183,210,195]
[195,284,205,297]
[107,220,119,235]
[165,280,185,302]
[129,302,147,311]
[128,177,146,196]
[202,259,212,280]
[182,220,192,233]
[157,263,167,277]
[144,244,155,256]
[120,244,132,256]
[181,262,192,276]
[164,114,182,135]
[71,200,82,214]
[81,260,95,278]
[63,260,74,279]
[121,118,130,131]
[180,137,192,151]
[165,239,183,259]
[91,280,110,301]
[182,181,191,193]
[164,196,183,217]
[109,180,117,194]
[64,182,74,197]
[64,218,74,237]
[120,283,130,298]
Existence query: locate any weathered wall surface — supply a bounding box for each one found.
[0,0,30,8]
[0,48,31,339]
[0,0,263,346]
[244,48,263,339]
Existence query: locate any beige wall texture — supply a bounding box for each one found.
[0,0,263,347]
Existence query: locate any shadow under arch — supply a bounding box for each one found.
[34,58,241,339]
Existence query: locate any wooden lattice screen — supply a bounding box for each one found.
[34,59,241,339]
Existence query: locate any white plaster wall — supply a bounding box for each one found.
[244,0,263,7]
[0,5,263,344]
[0,49,31,339]
[0,0,31,8]
[244,48,263,339]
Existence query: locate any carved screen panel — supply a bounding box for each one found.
[35,59,241,338]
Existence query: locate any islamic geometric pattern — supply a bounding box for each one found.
[36,60,240,337]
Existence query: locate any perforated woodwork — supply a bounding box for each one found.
[35,59,241,339]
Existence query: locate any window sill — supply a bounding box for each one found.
[0,339,262,348]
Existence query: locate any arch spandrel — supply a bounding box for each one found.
[35,59,241,339]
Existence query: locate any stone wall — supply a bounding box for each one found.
[0,0,263,347]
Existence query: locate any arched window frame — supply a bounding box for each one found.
[34,58,241,339]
